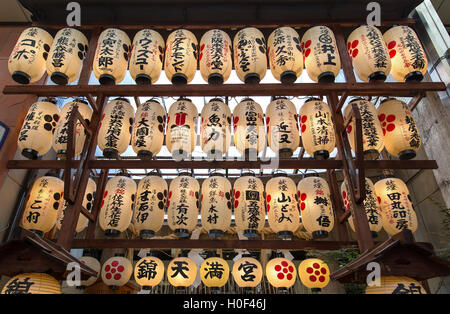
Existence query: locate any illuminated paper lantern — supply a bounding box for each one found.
[166,98,198,160]
[21,175,64,236]
[167,174,200,237]
[167,256,197,287]
[56,178,96,233]
[99,175,137,236]
[52,99,93,159]
[133,175,167,238]
[298,258,330,290]
[131,99,166,160]
[200,98,231,159]
[232,256,263,288]
[78,256,101,287]
[383,26,427,82]
[374,177,418,236]
[347,25,391,82]
[129,29,165,85]
[366,276,426,294]
[98,98,135,158]
[201,174,232,238]
[266,257,297,288]
[8,27,53,84]
[199,29,233,84]
[200,257,230,288]
[233,27,267,84]
[341,177,382,237]
[299,98,336,160]
[134,255,165,289]
[233,173,265,238]
[266,97,300,158]
[165,29,198,84]
[101,254,133,289]
[233,98,265,159]
[297,176,334,239]
[344,98,384,160]
[266,174,300,239]
[46,28,89,85]
[268,27,303,83]
[18,99,60,160]
[93,28,131,85]
[1,273,60,294]
[301,26,341,83]
[377,98,421,160]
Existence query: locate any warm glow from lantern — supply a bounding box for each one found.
[298,258,330,289]
[265,257,297,288]
[200,29,233,84]
[167,257,197,287]
[200,257,230,288]
[165,29,198,84]
[365,276,426,294]
[134,255,165,288]
[1,273,60,294]
[101,255,133,289]
[232,256,263,288]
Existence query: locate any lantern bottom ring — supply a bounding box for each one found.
[278,148,293,159]
[137,150,153,160]
[313,150,330,160]
[176,287,187,292]
[368,71,387,82]
[318,71,336,83]
[140,230,155,238]
[56,150,68,160]
[172,73,188,85]
[50,72,69,85]
[243,229,259,238]
[277,231,293,240]
[135,74,152,85]
[244,73,260,85]
[105,229,121,237]
[371,231,378,238]
[174,228,190,238]
[99,74,116,86]
[21,148,39,160]
[363,149,380,160]
[280,71,297,84]
[312,230,329,239]
[311,288,322,293]
[109,285,120,290]
[11,71,31,85]
[398,150,417,160]
[208,229,224,239]
[208,73,224,85]
[172,149,189,160]
[205,149,223,161]
[103,148,119,159]
[404,71,424,83]
[243,148,258,160]
[142,286,153,290]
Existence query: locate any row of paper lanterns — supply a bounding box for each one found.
[1,253,426,294]
[20,170,418,240]
[8,25,427,86]
[17,96,422,162]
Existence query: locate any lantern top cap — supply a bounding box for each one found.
[73,98,89,105]
[240,97,255,103]
[348,96,368,103]
[241,169,256,177]
[114,97,130,103]
[144,98,161,105]
[114,253,125,257]
[209,97,225,103]
[44,169,60,178]
[43,97,58,105]
[177,97,193,103]
[273,96,289,101]
[380,97,395,105]
[272,170,288,178]
[304,97,323,103]
[177,168,193,177]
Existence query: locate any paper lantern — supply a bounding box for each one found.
[167,174,200,237]
[166,98,198,160]
[56,178,96,233]
[131,99,166,160]
[101,255,133,289]
[200,257,230,288]
[301,26,341,83]
[232,256,263,288]
[374,177,418,236]
[21,175,64,236]
[266,174,300,239]
[93,28,131,85]
[341,177,382,237]
[266,97,300,158]
[132,175,167,238]
[8,27,53,84]
[299,98,336,160]
[265,257,297,288]
[201,174,232,238]
[344,98,384,160]
[167,256,197,287]
[383,26,427,82]
[366,276,426,294]
[78,256,101,287]
[165,29,198,84]
[129,29,165,85]
[297,176,334,239]
[347,25,391,82]
[298,258,330,290]
[200,98,231,159]
[233,98,265,159]
[46,28,89,85]
[1,273,60,294]
[268,27,303,83]
[233,27,267,84]
[97,98,135,158]
[18,99,60,160]
[99,175,137,236]
[134,255,165,289]
[377,98,421,160]
[233,173,265,238]
[199,29,233,84]
[52,99,93,159]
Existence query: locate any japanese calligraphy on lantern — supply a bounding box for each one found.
[232,257,263,288]
[1,273,60,294]
[366,276,425,294]
[167,257,197,287]
[165,29,198,84]
[200,29,232,84]
[200,257,230,288]
[134,256,165,288]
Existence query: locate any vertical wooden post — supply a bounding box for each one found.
[85,168,108,239]
[327,169,349,241]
